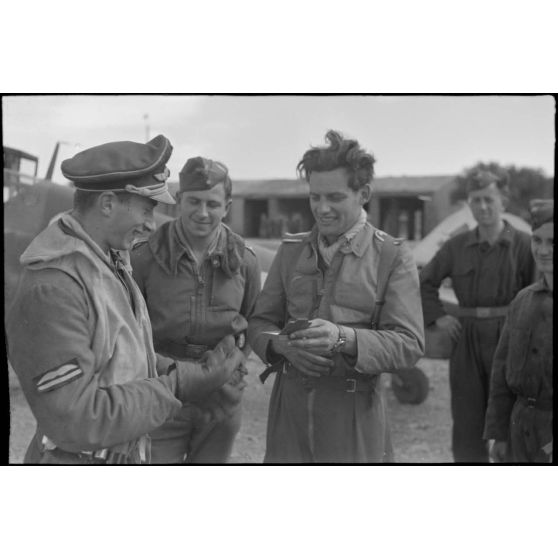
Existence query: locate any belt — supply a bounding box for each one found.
[517,395,553,411]
[156,334,246,361]
[41,436,142,464]
[455,306,509,319]
[45,447,115,464]
[284,368,377,393]
[156,341,210,360]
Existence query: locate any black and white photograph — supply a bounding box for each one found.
[4,94,554,465]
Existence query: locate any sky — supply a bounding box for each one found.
[2,95,555,185]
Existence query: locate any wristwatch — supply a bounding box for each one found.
[331,325,347,353]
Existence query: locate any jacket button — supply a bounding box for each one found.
[531,347,539,354]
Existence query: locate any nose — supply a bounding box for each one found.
[197,202,209,217]
[537,243,552,256]
[315,199,331,214]
[144,216,156,233]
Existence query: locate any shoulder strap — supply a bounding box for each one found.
[370,238,400,330]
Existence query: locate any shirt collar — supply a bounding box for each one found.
[464,220,516,247]
[531,275,552,292]
[174,219,223,262]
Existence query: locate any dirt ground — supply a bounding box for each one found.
[9,355,453,464]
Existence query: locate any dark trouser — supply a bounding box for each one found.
[509,401,553,463]
[150,403,242,464]
[449,317,504,463]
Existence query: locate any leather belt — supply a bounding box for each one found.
[284,368,377,393]
[455,306,509,319]
[517,395,553,411]
[156,340,210,360]
[156,333,246,361]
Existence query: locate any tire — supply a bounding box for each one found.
[391,367,429,405]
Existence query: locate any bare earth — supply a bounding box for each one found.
[9,356,452,464]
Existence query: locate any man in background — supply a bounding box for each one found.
[420,170,535,462]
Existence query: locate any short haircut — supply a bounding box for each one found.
[297,130,376,192]
[73,189,134,213]
[466,169,510,197]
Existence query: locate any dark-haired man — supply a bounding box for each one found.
[6,136,244,464]
[247,130,424,463]
[420,170,535,462]
[131,157,260,463]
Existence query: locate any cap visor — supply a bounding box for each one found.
[148,190,176,205]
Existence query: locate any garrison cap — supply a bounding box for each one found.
[529,198,554,230]
[179,156,231,193]
[466,169,509,194]
[61,135,175,204]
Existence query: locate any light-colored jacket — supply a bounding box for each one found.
[248,222,425,376]
[6,213,183,457]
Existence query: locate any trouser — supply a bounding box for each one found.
[449,318,504,463]
[150,402,242,464]
[509,401,553,463]
[264,371,392,463]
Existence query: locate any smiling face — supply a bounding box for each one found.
[177,182,231,241]
[308,168,370,243]
[467,182,506,228]
[106,193,157,251]
[531,222,553,275]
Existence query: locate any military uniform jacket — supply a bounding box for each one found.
[484,278,553,461]
[130,220,261,358]
[249,222,424,375]
[420,221,534,325]
[6,213,184,459]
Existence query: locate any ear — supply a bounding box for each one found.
[98,192,118,216]
[223,198,233,218]
[359,185,372,205]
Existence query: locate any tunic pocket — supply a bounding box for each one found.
[450,262,474,298]
[286,273,318,319]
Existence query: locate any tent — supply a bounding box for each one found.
[412,204,531,268]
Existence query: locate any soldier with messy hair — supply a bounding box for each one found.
[248,130,424,463]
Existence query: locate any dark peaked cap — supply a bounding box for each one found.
[61,135,175,204]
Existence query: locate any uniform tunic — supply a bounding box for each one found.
[420,221,535,462]
[247,223,424,463]
[6,213,186,464]
[131,220,260,463]
[484,279,553,462]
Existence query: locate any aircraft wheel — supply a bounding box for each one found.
[391,367,429,405]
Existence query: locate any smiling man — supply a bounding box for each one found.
[420,170,535,462]
[247,130,424,463]
[131,156,260,463]
[484,199,553,463]
[6,136,244,464]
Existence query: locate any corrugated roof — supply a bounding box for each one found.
[227,175,457,199]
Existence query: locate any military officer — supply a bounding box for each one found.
[131,156,260,463]
[247,130,424,463]
[484,199,553,463]
[6,135,244,464]
[420,170,535,462]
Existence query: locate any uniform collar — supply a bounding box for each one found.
[307,221,373,259]
[464,220,516,247]
[531,275,552,292]
[148,220,243,276]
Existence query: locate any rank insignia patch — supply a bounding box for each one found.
[35,358,83,393]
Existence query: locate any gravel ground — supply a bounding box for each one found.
[9,355,452,464]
